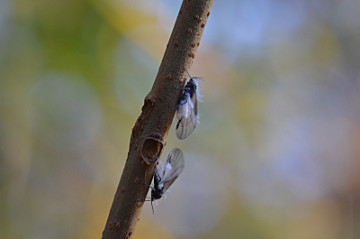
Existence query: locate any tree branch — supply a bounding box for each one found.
[102,1,214,238]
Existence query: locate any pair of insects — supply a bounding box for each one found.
[148,70,202,214]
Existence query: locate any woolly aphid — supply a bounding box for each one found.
[176,70,202,139]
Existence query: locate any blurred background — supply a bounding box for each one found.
[1,0,360,238]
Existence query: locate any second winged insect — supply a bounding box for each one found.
[149,148,185,214]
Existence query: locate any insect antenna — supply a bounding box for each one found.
[151,200,155,215]
[174,86,190,90]
[185,69,204,82]
[185,69,192,78]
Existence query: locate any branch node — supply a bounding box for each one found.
[141,134,164,165]
[136,201,144,208]
[115,221,121,230]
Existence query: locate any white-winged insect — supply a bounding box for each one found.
[176,70,202,139]
[148,148,185,214]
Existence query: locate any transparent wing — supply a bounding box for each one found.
[161,148,185,192]
[176,93,198,140]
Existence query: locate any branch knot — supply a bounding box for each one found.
[141,133,164,165]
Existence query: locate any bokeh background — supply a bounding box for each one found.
[1,0,360,238]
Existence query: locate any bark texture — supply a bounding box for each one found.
[102,1,214,238]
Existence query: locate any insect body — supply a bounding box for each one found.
[176,71,202,139]
[150,148,185,214]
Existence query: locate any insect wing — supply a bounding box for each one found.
[160,148,185,193]
[176,77,202,140]
[176,97,198,139]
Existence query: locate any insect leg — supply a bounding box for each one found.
[151,200,155,215]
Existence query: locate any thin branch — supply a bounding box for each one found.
[102,0,214,238]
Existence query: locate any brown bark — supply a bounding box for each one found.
[102,1,214,238]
